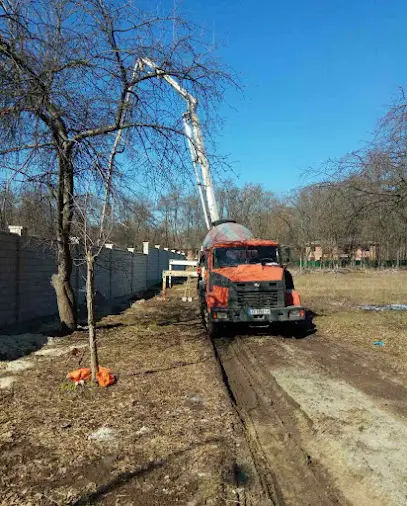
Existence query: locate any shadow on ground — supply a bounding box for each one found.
[66,285,163,335]
[69,436,225,506]
[0,333,49,361]
[0,285,164,359]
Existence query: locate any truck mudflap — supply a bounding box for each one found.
[209,305,305,324]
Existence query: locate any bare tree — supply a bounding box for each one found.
[73,192,102,382]
[0,0,233,331]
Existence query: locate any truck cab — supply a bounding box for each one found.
[198,222,305,337]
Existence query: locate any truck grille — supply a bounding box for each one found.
[237,290,279,308]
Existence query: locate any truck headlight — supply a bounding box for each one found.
[289,309,305,319]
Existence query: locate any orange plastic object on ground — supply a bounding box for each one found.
[67,366,115,387]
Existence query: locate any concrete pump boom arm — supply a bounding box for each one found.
[139,58,220,229]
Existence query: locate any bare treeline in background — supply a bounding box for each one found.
[3,91,407,268]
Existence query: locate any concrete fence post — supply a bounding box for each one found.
[155,245,161,282]
[15,235,20,324]
[7,226,23,324]
[105,244,114,301]
[143,242,151,287]
[8,225,27,237]
[128,248,135,293]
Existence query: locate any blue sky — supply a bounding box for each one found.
[182,0,407,195]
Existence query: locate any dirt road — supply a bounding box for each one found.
[214,329,407,506]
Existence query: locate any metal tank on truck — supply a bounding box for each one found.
[197,220,305,337]
[138,57,305,336]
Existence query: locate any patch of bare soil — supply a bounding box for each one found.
[0,291,264,506]
[215,326,407,506]
[215,335,347,506]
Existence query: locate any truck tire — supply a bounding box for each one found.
[280,319,308,338]
[201,302,222,338]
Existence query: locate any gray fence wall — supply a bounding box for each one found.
[0,230,185,328]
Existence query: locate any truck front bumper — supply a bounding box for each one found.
[210,305,305,324]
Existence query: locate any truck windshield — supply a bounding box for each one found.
[213,246,278,268]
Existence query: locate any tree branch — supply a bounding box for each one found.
[71,122,185,143]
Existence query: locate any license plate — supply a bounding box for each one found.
[249,308,271,315]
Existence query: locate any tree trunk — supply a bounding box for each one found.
[52,265,76,333]
[52,143,77,332]
[86,252,99,383]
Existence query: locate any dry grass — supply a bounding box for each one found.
[295,270,407,371]
[295,270,407,311]
[0,292,240,506]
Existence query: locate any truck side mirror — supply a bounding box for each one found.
[281,246,291,264]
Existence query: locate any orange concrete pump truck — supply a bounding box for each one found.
[197,220,305,337]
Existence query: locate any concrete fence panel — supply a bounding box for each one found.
[18,239,57,323]
[0,229,185,329]
[110,248,133,299]
[93,248,112,301]
[143,242,160,286]
[132,253,148,293]
[0,232,18,326]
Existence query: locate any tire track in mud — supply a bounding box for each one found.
[261,338,407,506]
[213,335,348,506]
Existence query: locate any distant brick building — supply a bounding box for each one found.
[305,242,378,264]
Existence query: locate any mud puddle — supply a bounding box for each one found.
[357,304,407,311]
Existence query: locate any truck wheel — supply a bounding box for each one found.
[201,303,222,338]
[282,320,308,338]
